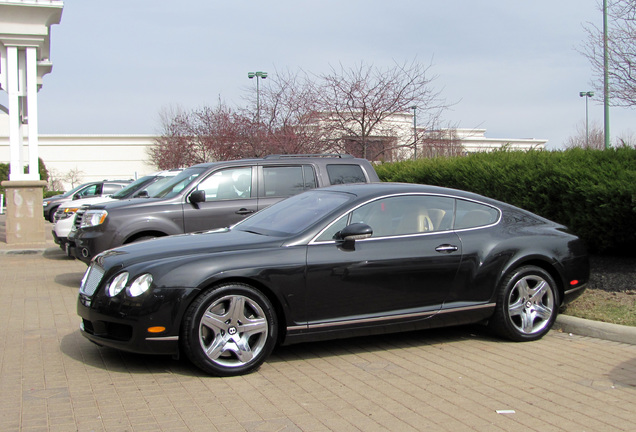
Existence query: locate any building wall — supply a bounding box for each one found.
[0,133,158,189]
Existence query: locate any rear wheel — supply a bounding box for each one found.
[490,265,559,342]
[181,283,277,376]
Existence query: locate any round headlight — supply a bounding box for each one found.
[107,272,129,297]
[127,274,153,297]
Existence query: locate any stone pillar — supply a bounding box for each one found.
[1,180,47,245]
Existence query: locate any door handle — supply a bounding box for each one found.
[236,208,256,215]
[435,244,459,253]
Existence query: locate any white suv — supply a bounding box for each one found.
[52,170,181,254]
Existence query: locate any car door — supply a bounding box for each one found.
[304,194,462,325]
[182,166,259,233]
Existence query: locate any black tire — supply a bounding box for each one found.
[489,265,559,342]
[48,206,59,223]
[181,283,277,376]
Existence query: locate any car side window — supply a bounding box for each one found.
[262,165,316,197]
[196,167,252,201]
[316,195,455,241]
[76,184,99,198]
[103,183,125,195]
[326,164,367,184]
[454,199,499,229]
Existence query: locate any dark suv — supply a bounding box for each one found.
[43,180,132,222]
[72,155,379,264]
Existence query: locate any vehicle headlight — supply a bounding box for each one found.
[43,201,49,206]
[81,210,108,228]
[58,207,80,220]
[127,274,153,297]
[107,272,128,297]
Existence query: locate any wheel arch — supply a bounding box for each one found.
[124,230,169,244]
[498,257,565,305]
[194,276,289,346]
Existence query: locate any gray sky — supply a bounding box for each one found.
[28,0,635,149]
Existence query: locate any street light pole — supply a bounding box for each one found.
[579,91,594,147]
[410,106,417,159]
[248,71,268,123]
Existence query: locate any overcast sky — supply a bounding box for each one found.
[23,0,636,149]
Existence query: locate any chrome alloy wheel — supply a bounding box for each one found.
[506,274,555,336]
[198,294,269,368]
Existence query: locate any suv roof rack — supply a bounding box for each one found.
[264,154,354,159]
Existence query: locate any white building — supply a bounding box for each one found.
[1,110,547,190]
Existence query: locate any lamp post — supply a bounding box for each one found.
[410,106,417,159]
[248,71,267,123]
[579,91,594,147]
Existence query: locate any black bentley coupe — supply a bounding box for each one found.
[78,183,589,376]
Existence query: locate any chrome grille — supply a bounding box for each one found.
[80,264,104,296]
[73,205,90,231]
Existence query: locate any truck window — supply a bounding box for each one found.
[326,164,367,184]
[263,166,316,197]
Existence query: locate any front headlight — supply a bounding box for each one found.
[107,272,128,297]
[105,272,153,297]
[128,274,153,297]
[57,207,80,220]
[81,210,108,228]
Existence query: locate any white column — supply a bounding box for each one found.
[26,46,40,180]
[6,45,24,181]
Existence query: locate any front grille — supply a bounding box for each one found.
[73,205,90,231]
[80,264,104,296]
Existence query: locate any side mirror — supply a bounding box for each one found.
[335,223,373,242]
[189,190,206,204]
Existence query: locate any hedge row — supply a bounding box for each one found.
[375,147,636,254]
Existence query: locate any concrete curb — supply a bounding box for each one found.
[554,314,636,345]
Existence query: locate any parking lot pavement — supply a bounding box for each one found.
[0,224,635,431]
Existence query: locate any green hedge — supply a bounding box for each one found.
[375,148,636,254]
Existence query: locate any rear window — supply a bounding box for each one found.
[326,164,367,184]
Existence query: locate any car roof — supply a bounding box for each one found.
[189,154,366,169]
[319,182,500,205]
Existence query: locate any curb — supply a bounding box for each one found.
[554,314,636,345]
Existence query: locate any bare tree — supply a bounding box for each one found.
[313,60,448,160]
[62,168,84,188]
[418,126,465,158]
[581,0,636,107]
[565,121,606,149]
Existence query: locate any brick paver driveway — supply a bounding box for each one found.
[1,246,635,431]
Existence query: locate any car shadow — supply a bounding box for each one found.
[43,247,75,260]
[60,324,497,378]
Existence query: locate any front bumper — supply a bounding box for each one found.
[77,285,198,356]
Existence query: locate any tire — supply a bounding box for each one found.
[489,265,559,342]
[48,206,59,223]
[181,283,277,376]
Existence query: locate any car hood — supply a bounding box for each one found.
[96,228,287,268]
[59,196,115,210]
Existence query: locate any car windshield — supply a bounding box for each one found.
[110,175,155,199]
[152,167,207,199]
[235,190,353,237]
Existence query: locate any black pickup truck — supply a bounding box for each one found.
[71,155,380,264]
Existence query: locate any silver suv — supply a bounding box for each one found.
[71,155,380,264]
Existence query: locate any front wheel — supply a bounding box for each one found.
[489,265,559,342]
[181,283,277,376]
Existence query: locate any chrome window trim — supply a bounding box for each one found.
[309,192,501,245]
